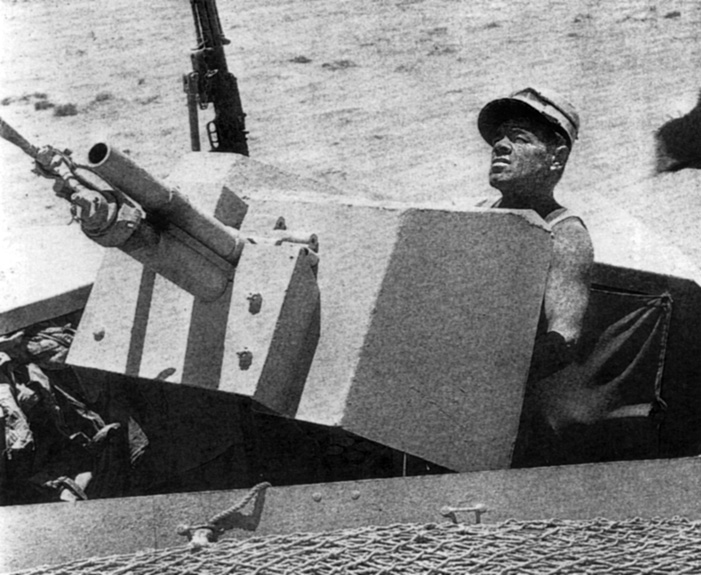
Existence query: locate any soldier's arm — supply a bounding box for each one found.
[543,217,594,344]
[526,218,593,383]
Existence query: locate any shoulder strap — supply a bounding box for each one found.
[545,207,587,229]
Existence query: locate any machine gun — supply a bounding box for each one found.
[184,0,249,155]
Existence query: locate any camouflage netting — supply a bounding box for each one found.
[15,517,701,574]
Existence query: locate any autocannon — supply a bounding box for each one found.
[0,114,559,470]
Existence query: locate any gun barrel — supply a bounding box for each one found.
[0,115,39,158]
[87,143,242,264]
[192,0,229,49]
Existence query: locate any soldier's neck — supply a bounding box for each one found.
[498,189,561,220]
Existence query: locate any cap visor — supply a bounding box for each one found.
[477,98,544,145]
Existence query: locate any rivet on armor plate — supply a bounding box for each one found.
[247,292,263,314]
[237,349,253,370]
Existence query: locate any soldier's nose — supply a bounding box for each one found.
[492,137,511,155]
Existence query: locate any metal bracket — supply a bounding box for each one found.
[440,503,488,524]
[177,482,271,550]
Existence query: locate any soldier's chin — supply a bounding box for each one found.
[489,171,510,189]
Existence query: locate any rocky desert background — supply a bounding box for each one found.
[1,0,701,272]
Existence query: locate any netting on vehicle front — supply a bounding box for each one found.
[14,516,701,575]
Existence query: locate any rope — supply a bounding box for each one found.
[16,516,701,574]
[176,481,271,549]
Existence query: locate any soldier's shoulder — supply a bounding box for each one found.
[552,214,594,262]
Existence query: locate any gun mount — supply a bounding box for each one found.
[69,149,553,469]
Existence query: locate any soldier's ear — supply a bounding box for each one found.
[551,145,570,172]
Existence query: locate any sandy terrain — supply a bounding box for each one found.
[1,0,700,269]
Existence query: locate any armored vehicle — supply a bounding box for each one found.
[2,0,701,572]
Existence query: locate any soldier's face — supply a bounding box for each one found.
[488,118,555,192]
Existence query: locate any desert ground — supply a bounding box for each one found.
[1,0,700,277]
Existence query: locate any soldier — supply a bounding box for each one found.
[477,87,594,465]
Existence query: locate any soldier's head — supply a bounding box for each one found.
[478,87,579,195]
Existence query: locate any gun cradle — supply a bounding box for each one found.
[81,143,248,301]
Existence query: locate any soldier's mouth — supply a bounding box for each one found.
[491,159,510,172]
